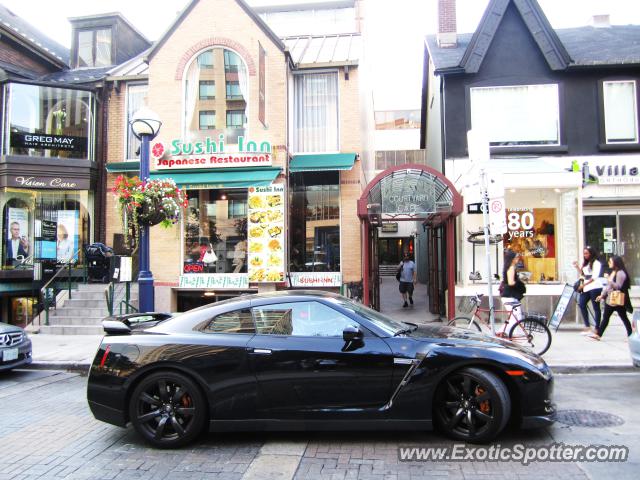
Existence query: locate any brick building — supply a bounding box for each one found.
[105,0,370,311]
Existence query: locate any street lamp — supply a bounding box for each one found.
[130,107,162,313]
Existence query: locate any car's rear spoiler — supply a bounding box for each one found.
[102,312,173,335]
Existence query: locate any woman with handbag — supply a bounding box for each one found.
[572,246,603,334]
[591,255,633,340]
[500,250,526,335]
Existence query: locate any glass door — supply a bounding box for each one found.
[619,213,640,285]
[584,214,617,265]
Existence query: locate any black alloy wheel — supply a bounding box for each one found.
[434,367,511,443]
[129,371,206,448]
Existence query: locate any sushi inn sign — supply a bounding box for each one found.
[151,135,273,171]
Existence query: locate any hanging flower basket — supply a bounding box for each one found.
[112,175,188,245]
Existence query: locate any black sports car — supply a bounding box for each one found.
[87,291,555,448]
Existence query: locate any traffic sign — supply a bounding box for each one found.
[488,197,507,234]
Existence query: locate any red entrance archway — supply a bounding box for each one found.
[357,164,463,318]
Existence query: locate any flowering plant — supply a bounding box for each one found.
[113,175,188,244]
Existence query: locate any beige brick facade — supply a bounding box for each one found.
[105,0,366,308]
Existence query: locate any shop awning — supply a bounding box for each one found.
[149,167,281,189]
[105,161,140,173]
[289,153,357,172]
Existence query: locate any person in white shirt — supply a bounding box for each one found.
[398,253,417,308]
[572,246,603,334]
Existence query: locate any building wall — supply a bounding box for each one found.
[145,0,290,286]
[442,3,640,160]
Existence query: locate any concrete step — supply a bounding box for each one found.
[63,291,107,301]
[50,307,110,318]
[76,283,113,292]
[62,298,107,308]
[45,316,106,326]
[39,325,105,335]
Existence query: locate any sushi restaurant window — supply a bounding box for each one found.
[290,171,340,272]
[183,189,248,274]
[503,208,557,283]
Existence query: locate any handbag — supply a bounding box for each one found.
[573,278,584,292]
[607,290,625,307]
[396,265,402,281]
[202,244,217,264]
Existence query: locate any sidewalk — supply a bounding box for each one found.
[26,294,636,372]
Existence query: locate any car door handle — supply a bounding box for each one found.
[250,348,272,355]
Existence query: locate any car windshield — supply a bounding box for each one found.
[331,297,407,336]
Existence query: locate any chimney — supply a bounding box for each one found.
[591,14,610,28]
[437,0,457,48]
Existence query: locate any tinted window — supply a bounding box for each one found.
[253,301,355,337]
[203,309,254,334]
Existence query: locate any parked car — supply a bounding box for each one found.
[87,291,555,448]
[0,322,32,371]
[630,311,640,368]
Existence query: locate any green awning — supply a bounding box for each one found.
[149,167,281,189]
[289,153,357,172]
[106,161,140,173]
[0,282,36,294]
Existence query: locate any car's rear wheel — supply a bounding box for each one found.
[434,367,511,443]
[129,371,206,448]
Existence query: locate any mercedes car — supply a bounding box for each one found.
[87,291,555,448]
[0,322,32,371]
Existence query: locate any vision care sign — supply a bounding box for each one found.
[5,176,89,190]
[152,136,272,170]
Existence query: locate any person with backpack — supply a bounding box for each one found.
[591,255,634,340]
[397,253,416,308]
[572,246,604,335]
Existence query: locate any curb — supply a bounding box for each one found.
[549,364,637,374]
[29,362,90,373]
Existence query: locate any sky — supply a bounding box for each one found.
[2,0,640,109]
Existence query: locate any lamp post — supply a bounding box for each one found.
[130,107,162,313]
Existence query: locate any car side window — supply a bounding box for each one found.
[202,309,254,334]
[252,302,355,337]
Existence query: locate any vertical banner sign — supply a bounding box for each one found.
[247,185,285,282]
[258,42,266,127]
[6,207,29,264]
[56,210,79,262]
[38,220,57,259]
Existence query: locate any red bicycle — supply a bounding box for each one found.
[448,293,552,355]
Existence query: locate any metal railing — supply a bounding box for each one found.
[39,248,88,326]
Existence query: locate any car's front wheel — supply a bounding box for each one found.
[434,367,511,443]
[129,371,206,448]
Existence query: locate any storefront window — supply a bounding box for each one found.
[503,208,557,282]
[183,189,248,274]
[290,171,340,272]
[125,83,148,160]
[1,188,93,270]
[184,48,248,146]
[5,83,94,160]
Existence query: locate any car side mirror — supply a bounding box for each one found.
[343,325,363,342]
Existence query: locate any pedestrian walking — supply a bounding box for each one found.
[500,250,526,334]
[572,246,604,334]
[590,255,634,340]
[397,253,416,308]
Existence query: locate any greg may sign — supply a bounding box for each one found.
[152,135,272,170]
[11,133,85,152]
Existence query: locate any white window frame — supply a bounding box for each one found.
[123,82,148,161]
[470,83,560,147]
[291,69,340,155]
[603,80,638,144]
[181,46,249,144]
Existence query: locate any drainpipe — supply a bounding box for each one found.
[446,217,455,320]
[362,220,370,306]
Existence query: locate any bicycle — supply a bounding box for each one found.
[448,293,552,355]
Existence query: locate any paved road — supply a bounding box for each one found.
[0,369,638,480]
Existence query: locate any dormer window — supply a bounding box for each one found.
[77,28,112,67]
